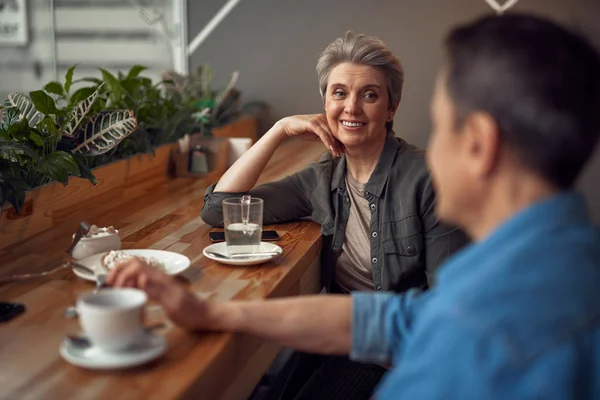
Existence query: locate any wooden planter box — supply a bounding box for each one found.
[212,116,258,144]
[0,116,259,251]
[0,143,177,250]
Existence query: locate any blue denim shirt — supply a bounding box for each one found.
[352,192,600,399]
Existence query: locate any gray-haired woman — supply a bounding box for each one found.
[201,32,467,399]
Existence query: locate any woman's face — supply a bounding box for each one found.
[324,63,398,149]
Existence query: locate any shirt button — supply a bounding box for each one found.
[370,204,375,209]
[372,232,377,238]
[406,245,416,255]
[372,257,378,264]
[376,285,382,290]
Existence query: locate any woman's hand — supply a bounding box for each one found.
[277,114,344,157]
[212,113,343,194]
[106,259,211,331]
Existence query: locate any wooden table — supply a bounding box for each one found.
[0,139,327,400]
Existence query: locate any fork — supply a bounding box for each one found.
[94,274,107,292]
[63,273,107,319]
[206,250,281,259]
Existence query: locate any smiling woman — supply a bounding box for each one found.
[200,31,469,399]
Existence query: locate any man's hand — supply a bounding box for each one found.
[106,259,210,331]
[106,259,354,357]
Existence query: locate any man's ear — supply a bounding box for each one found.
[463,111,501,178]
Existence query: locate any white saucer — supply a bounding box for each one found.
[203,242,283,266]
[60,332,167,370]
[73,249,191,282]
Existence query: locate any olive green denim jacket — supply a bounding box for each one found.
[201,135,469,293]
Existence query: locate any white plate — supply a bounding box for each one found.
[73,249,191,282]
[203,242,283,266]
[60,332,166,370]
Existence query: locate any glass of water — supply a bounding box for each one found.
[222,196,263,254]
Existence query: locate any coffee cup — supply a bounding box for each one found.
[77,288,147,352]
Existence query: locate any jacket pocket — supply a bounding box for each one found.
[382,216,424,255]
[381,216,427,292]
[383,232,423,256]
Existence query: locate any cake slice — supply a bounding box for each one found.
[101,250,166,271]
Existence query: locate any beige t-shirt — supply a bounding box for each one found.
[335,172,374,292]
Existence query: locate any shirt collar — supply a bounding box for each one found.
[439,191,591,282]
[330,134,401,197]
[479,191,589,244]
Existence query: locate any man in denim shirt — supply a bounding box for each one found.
[109,13,600,399]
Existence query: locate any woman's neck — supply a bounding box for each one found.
[344,134,387,184]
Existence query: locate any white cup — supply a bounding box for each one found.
[71,230,122,260]
[77,288,147,352]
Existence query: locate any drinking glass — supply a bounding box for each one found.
[222,196,263,254]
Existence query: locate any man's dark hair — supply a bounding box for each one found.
[445,13,600,188]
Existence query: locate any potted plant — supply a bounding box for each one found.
[162,65,243,131]
[0,64,259,249]
[161,65,260,171]
[0,67,137,213]
[41,65,206,170]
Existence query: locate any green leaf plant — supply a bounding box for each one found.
[0,67,138,211]
[0,63,242,212]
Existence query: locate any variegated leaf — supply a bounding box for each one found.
[62,84,103,137]
[73,110,137,155]
[3,92,43,126]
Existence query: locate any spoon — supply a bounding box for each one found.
[63,268,107,319]
[206,250,281,259]
[66,322,166,349]
[66,221,91,256]
[70,261,95,276]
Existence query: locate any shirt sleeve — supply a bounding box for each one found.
[200,157,329,227]
[350,290,428,365]
[373,309,525,400]
[419,177,470,286]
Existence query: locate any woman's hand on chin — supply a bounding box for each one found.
[276,114,344,158]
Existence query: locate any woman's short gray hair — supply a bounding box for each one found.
[316,31,404,110]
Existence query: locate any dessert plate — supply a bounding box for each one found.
[73,249,191,282]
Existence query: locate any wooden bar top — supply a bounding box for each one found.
[0,139,328,400]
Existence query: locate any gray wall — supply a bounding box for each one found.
[188,0,600,220]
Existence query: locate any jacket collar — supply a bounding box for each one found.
[330,133,401,198]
